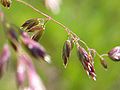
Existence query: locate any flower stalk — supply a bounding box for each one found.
[15,0,110,80]
[0,0,120,86]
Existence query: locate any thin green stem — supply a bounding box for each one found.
[96,50,108,59]
[96,51,103,59]
[95,51,108,63]
[79,39,90,52]
[16,0,49,18]
[101,54,108,57]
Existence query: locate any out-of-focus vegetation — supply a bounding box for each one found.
[0,0,120,90]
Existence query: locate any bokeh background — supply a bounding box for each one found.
[0,0,120,90]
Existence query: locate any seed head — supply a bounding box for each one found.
[100,57,107,69]
[21,18,46,32]
[77,46,96,80]
[31,26,45,41]
[108,46,120,61]
[1,0,12,8]
[62,40,73,67]
[27,26,45,32]
[21,18,40,30]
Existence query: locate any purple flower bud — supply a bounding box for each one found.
[77,46,88,62]
[21,32,51,63]
[77,46,96,80]
[108,46,120,61]
[0,44,10,78]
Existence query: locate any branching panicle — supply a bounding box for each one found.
[0,0,120,89]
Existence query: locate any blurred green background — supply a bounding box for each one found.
[0,0,120,90]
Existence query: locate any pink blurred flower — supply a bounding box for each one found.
[21,32,51,63]
[0,10,4,22]
[16,56,26,88]
[45,0,62,14]
[27,67,46,90]
[108,46,120,61]
[16,48,46,90]
[0,44,10,78]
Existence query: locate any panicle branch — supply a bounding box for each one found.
[0,0,120,86]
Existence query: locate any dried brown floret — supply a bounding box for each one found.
[1,0,12,8]
[62,40,73,67]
